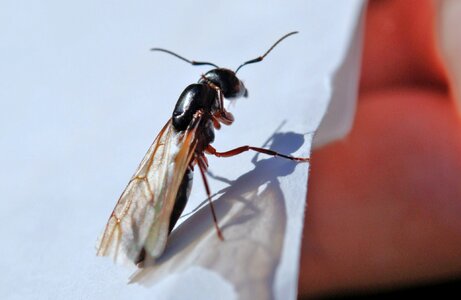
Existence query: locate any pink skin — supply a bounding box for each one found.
[298,0,461,297]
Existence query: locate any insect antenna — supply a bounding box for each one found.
[150,48,219,68]
[235,31,298,74]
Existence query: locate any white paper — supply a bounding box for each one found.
[0,1,364,299]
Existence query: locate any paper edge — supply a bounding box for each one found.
[312,1,367,149]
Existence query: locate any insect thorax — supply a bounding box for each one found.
[172,83,218,131]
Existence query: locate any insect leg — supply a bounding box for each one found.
[205,79,234,126]
[196,155,224,240]
[206,145,310,162]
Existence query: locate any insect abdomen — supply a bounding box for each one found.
[168,168,193,233]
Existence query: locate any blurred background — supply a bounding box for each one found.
[300,0,461,298]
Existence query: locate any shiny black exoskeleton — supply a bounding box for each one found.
[199,68,248,99]
[172,84,217,131]
[168,68,248,232]
[151,32,298,235]
[172,69,247,131]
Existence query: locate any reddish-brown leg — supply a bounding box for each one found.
[206,145,310,162]
[196,155,224,240]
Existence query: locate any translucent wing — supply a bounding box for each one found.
[97,118,200,265]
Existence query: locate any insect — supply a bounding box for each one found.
[96,31,309,265]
